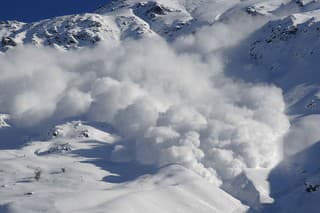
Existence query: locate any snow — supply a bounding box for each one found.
[1,0,320,212]
[0,122,245,213]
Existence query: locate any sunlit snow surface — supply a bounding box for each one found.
[0,122,245,212]
[1,0,320,212]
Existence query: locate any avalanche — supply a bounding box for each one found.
[1,0,320,213]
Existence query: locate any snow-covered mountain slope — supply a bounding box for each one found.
[0,0,281,51]
[0,0,248,51]
[4,0,320,51]
[258,131,320,213]
[0,12,154,51]
[226,3,320,115]
[221,1,320,212]
[2,0,320,212]
[0,0,190,51]
[0,122,246,213]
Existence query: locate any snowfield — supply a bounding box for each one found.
[0,122,245,213]
[1,0,320,212]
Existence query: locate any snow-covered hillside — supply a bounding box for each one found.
[0,122,246,213]
[1,0,320,212]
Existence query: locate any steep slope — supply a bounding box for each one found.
[227,7,320,116]
[223,2,320,212]
[261,137,320,213]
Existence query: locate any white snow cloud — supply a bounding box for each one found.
[0,17,290,184]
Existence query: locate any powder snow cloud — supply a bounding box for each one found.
[0,17,290,184]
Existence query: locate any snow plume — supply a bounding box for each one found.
[0,23,289,184]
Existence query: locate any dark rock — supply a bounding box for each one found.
[1,37,17,47]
